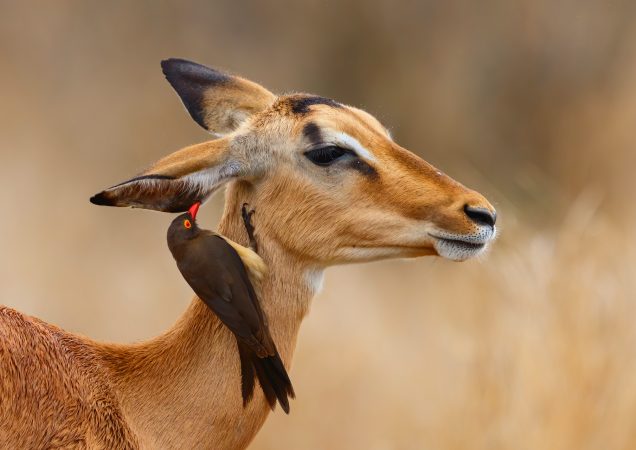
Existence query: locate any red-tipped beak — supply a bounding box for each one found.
[188,202,201,220]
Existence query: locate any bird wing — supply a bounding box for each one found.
[175,234,274,357]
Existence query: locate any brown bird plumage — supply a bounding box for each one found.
[166,204,294,413]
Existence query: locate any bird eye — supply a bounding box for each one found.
[304,146,350,166]
[184,219,192,229]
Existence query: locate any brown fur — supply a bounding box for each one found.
[0,307,138,449]
[2,61,496,448]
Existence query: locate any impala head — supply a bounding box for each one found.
[91,59,497,263]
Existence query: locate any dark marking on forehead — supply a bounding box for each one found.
[302,122,323,145]
[289,95,342,115]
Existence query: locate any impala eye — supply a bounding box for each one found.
[304,146,350,166]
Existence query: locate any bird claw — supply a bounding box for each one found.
[241,203,258,252]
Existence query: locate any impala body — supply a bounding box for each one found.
[0,59,496,449]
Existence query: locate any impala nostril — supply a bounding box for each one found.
[464,205,497,227]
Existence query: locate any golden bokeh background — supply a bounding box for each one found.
[1,2,636,449]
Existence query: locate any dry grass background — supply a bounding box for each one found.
[1,1,636,449]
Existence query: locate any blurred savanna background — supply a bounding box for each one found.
[1,1,636,449]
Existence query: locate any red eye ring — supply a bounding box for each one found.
[184,219,192,229]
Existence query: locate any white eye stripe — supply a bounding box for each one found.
[330,132,377,163]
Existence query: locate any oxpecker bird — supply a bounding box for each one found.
[167,202,294,413]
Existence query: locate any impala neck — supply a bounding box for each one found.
[104,181,320,450]
[218,181,318,356]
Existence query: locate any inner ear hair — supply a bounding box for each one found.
[90,140,245,212]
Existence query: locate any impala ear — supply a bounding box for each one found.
[161,58,276,135]
[90,139,245,212]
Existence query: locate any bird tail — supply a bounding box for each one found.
[237,341,295,414]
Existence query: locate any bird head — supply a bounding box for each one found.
[167,202,201,243]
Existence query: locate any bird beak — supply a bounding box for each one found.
[188,202,201,220]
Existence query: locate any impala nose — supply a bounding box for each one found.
[464,205,497,228]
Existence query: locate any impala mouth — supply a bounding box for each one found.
[435,236,485,250]
[428,229,495,261]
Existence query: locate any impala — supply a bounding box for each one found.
[0,59,496,449]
